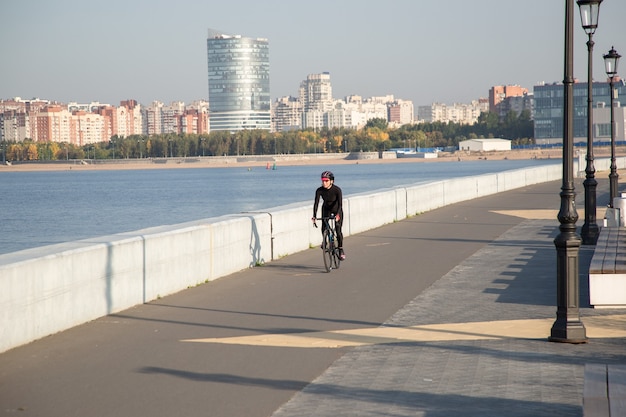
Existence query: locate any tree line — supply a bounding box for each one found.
[1,110,534,161]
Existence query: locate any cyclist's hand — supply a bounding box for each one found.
[335,214,340,222]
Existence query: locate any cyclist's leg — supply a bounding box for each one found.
[335,212,345,259]
[319,210,329,248]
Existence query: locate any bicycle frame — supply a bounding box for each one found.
[314,216,341,272]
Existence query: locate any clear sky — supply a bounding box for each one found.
[1,0,625,108]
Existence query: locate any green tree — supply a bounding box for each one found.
[365,117,388,130]
[476,112,500,138]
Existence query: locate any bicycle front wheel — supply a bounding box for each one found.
[322,230,333,272]
[331,239,341,270]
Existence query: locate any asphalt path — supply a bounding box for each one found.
[1,179,574,417]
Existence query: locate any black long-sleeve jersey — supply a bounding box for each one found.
[313,184,343,217]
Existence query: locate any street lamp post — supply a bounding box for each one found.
[604,46,621,207]
[578,0,602,245]
[549,0,587,344]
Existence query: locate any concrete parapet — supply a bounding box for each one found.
[345,152,380,160]
[346,189,398,235]
[258,203,311,259]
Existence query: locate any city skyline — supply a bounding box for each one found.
[2,0,625,108]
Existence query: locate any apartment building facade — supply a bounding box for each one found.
[388,100,414,126]
[0,98,209,144]
[417,100,489,125]
[489,85,528,113]
[271,73,414,131]
[0,98,50,142]
[271,96,302,131]
[299,72,334,112]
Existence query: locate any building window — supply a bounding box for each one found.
[596,123,611,138]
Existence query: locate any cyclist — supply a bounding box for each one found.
[312,170,345,260]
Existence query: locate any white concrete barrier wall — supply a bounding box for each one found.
[142,224,212,300]
[347,189,398,234]
[0,213,273,354]
[0,160,615,353]
[394,188,408,221]
[443,176,479,205]
[205,214,273,279]
[263,203,312,258]
[0,235,145,353]
[499,170,524,190]
[406,182,445,215]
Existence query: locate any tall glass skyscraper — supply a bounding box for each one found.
[206,31,270,132]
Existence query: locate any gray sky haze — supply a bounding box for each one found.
[2,0,625,107]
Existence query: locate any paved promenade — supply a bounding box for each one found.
[2,177,625,417]
[271,181,626,417]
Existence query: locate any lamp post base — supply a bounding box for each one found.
[551,220,587,344]
[549,319,588,344]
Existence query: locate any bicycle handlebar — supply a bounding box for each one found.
[312,216,336,228]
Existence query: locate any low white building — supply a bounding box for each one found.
[458,138,511,152]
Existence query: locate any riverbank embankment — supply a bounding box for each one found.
[0,148,578,172]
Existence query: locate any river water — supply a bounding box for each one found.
[0,158,560,255]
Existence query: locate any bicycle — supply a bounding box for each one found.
[313,216,342,272]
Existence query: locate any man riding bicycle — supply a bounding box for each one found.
[312,170,345,260]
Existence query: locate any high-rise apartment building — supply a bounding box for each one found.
[117,100,143,137]
[488,85,533,120]
[0,98,49,142]
[206,31,271,131]
[497,94,534,120]
[183,101,210,134]
[271,96,302,132]
[162,101,186,133]
[35,106,72,143]
[144,101,164,135]
[387,100,414,126]
[299,73,334,112]
[489,85,528,114]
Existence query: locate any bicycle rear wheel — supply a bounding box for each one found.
[322,230,333,272]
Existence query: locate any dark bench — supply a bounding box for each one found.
[588,227,626,308]
[584,364,626,417]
